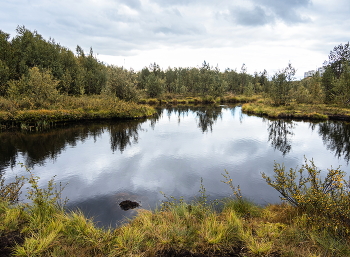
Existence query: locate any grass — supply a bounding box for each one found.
[242,101,350,121]
[0,95,156,130]
[1,164,350,256]
[138,93,350,122]
[2,195,350,256]
[4,92,350,130]
[138,94,261,106]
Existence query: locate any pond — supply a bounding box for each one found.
[1,106,349,228]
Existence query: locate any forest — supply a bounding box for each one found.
[1,26,349,109]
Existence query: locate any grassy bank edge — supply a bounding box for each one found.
[138,94,350,121]
[138,94,259,105]
[4,93,350,130]
[1,163,350,257]
[242,102,350,121]
[0,101,156,129]
[1,192,348,256]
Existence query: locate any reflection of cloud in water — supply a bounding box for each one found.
[2,107,350,228]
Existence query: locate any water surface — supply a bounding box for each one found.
[1,106,349,227]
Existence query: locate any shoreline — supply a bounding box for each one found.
[242,102,350,122]
[2,96,350,131]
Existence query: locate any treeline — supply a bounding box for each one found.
[0,26,349,107]
[0,26,263,103]
[0,26,108,106]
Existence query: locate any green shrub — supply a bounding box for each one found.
[0,173,24,204]
[104,66,140,102]
[262,158,350,234]
[7,67,59,108]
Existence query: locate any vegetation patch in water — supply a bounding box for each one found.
[241,102,350,121]
[0,95,156,130]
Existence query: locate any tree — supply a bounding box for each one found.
[7,67,59,108]
[10,26,63,81]
[0,60,10,96]
[223,68,240,94]
[322,66,335,103]
[105,66,140,101]
[332,62,350,104]
[258,69,269,94]
[145,73,165,98]
[0,30,11,95]
[138,67,151,90]
[76,47,107,95]
[322,42,350,104]
[269,63,296,105]
[328,42,350,78]
[294,74,324,104]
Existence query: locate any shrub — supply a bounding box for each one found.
[7,67,59,108]
[0,173,24,204]
[262,158,350,234]
[104,66,140,102]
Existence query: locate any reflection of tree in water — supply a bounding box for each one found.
[149,106,224,133]
[318,121,350,162]
[0,119,146,172]
[0,135,18,175]
[169,106,223,133]
[195,107,223,133]
[148,108,163,129]
[267,119,296,155]
[166,107,190,125]
[109,121,143,152]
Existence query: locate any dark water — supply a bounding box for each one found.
[1,106,349,227]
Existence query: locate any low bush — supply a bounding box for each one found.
[262,158,350,235]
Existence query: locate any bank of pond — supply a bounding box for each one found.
[2,95,350,132]
[1,163,350,257]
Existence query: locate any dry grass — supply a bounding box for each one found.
[0,95,156,130]
[241,102,350,121]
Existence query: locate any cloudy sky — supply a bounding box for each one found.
[1,0,349,78]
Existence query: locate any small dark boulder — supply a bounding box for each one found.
[119,200,140,211]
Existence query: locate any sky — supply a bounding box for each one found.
[1,0,349,79]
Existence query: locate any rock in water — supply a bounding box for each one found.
[119,200,140,210]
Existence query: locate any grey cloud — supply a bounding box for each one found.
[118,0,142,10]
[258,0,311,9]
[154,24,202,36]
[152,0,197,7]
[256,0,312,24]
[230,6,274,26]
